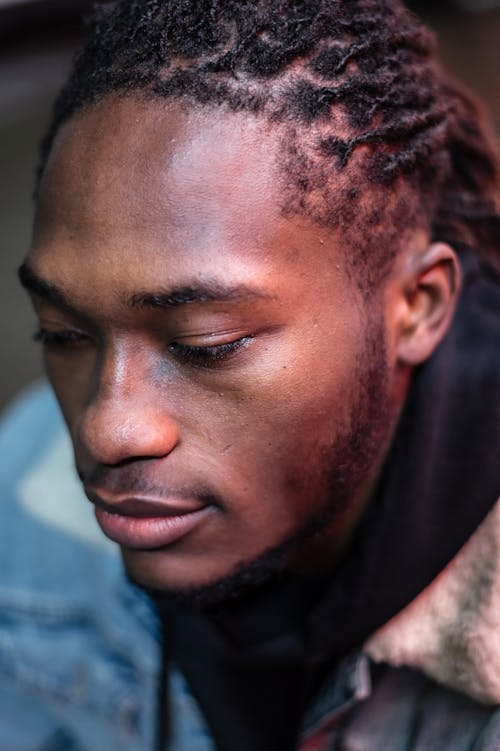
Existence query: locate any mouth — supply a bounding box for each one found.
[87,490,216,550]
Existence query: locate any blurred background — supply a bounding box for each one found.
[0,0,499,411]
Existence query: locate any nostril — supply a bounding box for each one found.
[77,400,180,466]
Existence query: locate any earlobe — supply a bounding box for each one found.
[396,242,461,366]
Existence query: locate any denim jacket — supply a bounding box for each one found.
[2,383,500,751]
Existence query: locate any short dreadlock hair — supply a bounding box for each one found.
[39,0,500,288]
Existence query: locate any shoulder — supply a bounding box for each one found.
[338,663,500,751]
[0,383,161,750]
[365,499,500,705]
[0,381,117,598]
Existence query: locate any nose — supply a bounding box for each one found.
[76,354,180,466]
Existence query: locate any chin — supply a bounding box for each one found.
[120,540,290,609]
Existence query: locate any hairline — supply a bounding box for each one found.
[38,88,422,296]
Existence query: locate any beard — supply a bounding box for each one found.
[143,314,395,611]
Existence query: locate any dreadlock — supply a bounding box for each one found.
[39,0,500,287]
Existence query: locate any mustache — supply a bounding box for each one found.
[77,464,222,506]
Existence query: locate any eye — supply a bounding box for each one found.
[167,336,252,367]
[33,328,89,349]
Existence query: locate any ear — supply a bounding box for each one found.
[394,242,461,366]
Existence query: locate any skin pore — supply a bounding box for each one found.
[22,96,460,599]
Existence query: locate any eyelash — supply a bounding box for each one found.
[33,328,251,366]
[33,329,87,346]
[167,338,251,366]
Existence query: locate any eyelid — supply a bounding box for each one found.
[32,324,91,347]
[168,335,253,367]
[171,327,251,345]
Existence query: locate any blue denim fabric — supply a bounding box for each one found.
[0,382,216,751]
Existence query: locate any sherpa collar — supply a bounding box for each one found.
[366,499,500,705]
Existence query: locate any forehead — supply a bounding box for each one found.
[35,96,285,252]
[30,95,363,316]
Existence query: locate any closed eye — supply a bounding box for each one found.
[33,328,89,348]
[167,337,253,367]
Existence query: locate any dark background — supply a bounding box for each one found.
[1,0,499,410]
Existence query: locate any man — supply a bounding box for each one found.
[2,0,500,749]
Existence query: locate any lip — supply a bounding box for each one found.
[88,491,215,549]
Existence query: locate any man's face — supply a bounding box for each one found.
[24,97,398,596]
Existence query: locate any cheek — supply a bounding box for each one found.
[44,351,95,428]
[197,350,360,500]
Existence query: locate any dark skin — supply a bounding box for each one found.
[22,96,460,595]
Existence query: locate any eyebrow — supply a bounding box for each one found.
[18,262,274,312]
[129,284,273,309]
[18,262,74,312]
